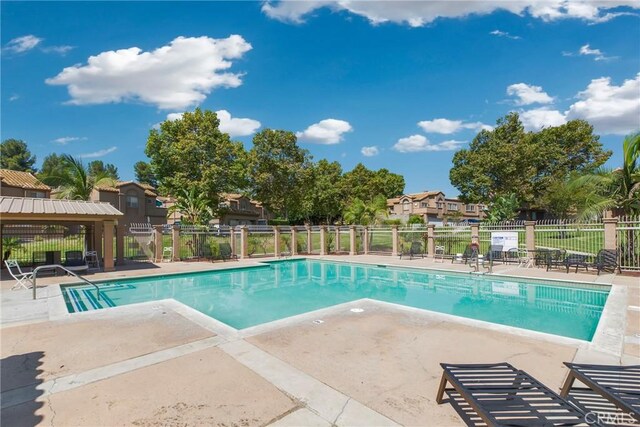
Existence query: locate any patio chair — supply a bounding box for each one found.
[533,249,551,268]
[4,260,34,290]
[400,241,424,260]
[63,251,89,273]
[434,245,445,263]
[161,247,173,262]
[452,245,477,264]
[218,243,238,262]
[436,362,596,427]
[546,249,567,271]
[481,245,503,268]
[503,248,520,264]
[563,254,590,273]
[560,363,640,422]
[592,249,621,275]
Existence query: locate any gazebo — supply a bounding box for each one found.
[0,196,124,271]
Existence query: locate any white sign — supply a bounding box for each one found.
[491,231,519,251]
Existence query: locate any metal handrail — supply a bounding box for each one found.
[32,264,100,301]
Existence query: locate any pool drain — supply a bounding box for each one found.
[350,308,364,313]
[313,319,324,324]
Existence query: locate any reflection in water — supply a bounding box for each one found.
[65,259,608,340]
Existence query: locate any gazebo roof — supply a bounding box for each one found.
[0,196,123,222]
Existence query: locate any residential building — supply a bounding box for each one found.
[162,193,271,226]
[91,181,167,226]
[0,169,51,198]
[387,191,486,224]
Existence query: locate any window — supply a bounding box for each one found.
[436,202,443,209]
[421,202,428,208]
[466,205,475,212]
[448,203,458,211]
[27,191,46,198]
[402,200,410,212]
[126,195,139,208]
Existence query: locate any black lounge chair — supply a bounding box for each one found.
[592,249,621,275]
[546,249,567,271]
[563,254,590,273]
[400,241,424,260]
[481,245,503,268]
[436,362,595,427]
[560,363,640,423]
[63,251,89,273]
[453,245,477,264]
[218,243,238,262]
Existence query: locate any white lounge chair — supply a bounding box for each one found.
[4,260,34,290]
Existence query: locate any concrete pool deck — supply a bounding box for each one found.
[2,255,639,426]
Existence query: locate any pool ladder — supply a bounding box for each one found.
[31,264,101,301]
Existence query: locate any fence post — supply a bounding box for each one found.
[427,224,435,257]
[153,225,163,262]
[335,227,341,254]
[349,226,357,255]
[104,220,116,271]
[172,224,180,261]
[240,225,249,259]
[229,226,235,257]
[470,223,479,246]
[320,225,327,255]
[363,227,369,255]
[306,225,313,254]
[274,226,281,257]
[525,221,536,252]
[291,227,298,256]
[603,218,618,250]
[391,225,399,257]
[115,223,125,266]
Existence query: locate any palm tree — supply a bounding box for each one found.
[485,194,519,222]
[343,195,388,225]
[571,133,640,218]
[39,154,117,201]
[167,187,213,225]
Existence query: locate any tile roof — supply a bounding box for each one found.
[0,196,123,218]
[0,169,51,191]
[95,181,158,197]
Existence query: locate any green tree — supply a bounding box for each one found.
[485,194,520,222]
[168,187,213,225]
[39,155,117,200]
[407,214,424,225]
[145,108,248,211]
[540,173,589,219]
[38,154,67,180]
[571,133,640,218]
[450,113,611,207]
[342,195,388,225]
[248,129,312,220]
[303,159,344,223]
[88,160,119,180]
[341,163,404,202]
[134,161,157,187]
[1,139,36,172]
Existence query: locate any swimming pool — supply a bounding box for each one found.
[61,259,609,340]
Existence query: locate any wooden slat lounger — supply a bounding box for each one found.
[436,362,596,426]
[560,363,640,423]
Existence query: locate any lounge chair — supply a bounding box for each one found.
[546,249,568,271]
[400,241,424,260]
[563,254,590,273]
[560,363,640,423]
[436,362,596,426]
[218,243,238,262]
[63,251,89,273]
[453,245,477,264]
[592,249,621,275]
[4,260,34,290]
[503,248,520,264]
[481,245,503,268]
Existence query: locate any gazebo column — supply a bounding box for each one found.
[116,223,125,266]
[92,221,103,261]
[103,220,116,271]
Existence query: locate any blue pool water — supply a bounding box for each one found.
[62,259,609,340]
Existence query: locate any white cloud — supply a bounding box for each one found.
[519,108,567,131]
[166,112,184,121]
[52,136,87,145]
[361,146,379,157]
[4,35,42,53]
[296,119,353,144]
[417,118,492,134]
[41,45,74,55]
[78,146,117,158]
[9,95,19,102]
[507,83,554,105]
[393,135,465,153]
[566,73,640,135]
[490,30,521,40]
[262,1,638,26]
[46,35,252,110]
[216,110,261,137]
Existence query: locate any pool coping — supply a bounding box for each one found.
[47,257,625,357]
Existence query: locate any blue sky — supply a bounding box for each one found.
[2,1,639,196]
